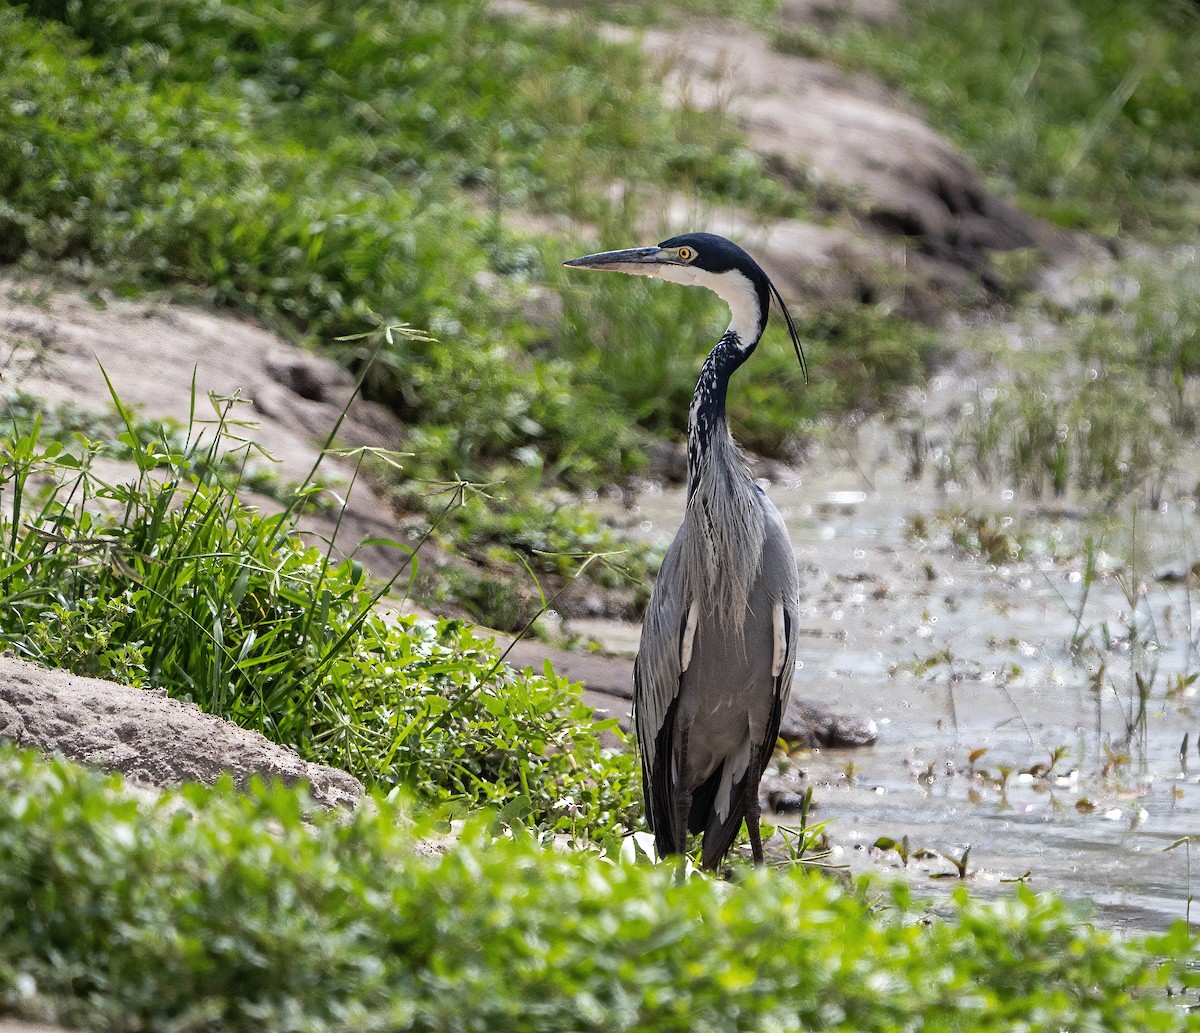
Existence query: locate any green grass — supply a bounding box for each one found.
[1,746,1195,1033]
[0,390,321,504]
[0,385,640,838]
[0,0,640,474]
[0,0,945,624]
[775,0,1200,238]
[551,242,939,451]
[931,255,1200,500]
[0,0,936,496]
[0,387,660,632]
[393,463,659,632]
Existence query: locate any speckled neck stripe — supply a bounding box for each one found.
[686,330,755,495]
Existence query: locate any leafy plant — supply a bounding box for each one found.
[0,747,1195,1033]
[0,379,639,836]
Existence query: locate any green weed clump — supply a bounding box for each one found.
[777,0,1200,238]
[939,256,1200,501]
[0,389,639,837]
[0,747,1195,1033]
[0,388,657,633]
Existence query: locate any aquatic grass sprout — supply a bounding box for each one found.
[930,257,1200,501]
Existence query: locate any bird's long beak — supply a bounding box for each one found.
[563,246,678,274]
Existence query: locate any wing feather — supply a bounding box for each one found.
[635,491,800,866]
[699,497,799,868]
[633,534,688,845]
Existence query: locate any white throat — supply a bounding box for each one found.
[650,265,764,348]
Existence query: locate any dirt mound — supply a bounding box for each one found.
[493,0,1071,307]
[638,18,1056,299]
[0,654,363,808]
[2,281,414,583]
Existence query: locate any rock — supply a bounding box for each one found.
[0,276,419,584]
[1155,560,1200,583]
[265,348,355,402]
[0,655,363,808]
[782,0,898,26]
[646,440,689,485]
[767,789,814,814]
[781,697,878,748]
[0,1022,81,1033]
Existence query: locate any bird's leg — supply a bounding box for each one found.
[745,743,765,865]
[672,724,692,855]
[673,784,693,857]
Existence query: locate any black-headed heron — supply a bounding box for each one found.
[566,232,806,868]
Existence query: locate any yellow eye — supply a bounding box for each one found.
[677,246,695,262]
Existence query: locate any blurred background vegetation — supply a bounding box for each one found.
[778,0,1200,238]
[5,0,1197,628]
[0,0,944,628]
[2,0,1198,696]
[0,0,931,466]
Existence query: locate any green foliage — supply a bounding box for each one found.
[0,390,311,502]
[907,508,1026,566]
[1086,256,1200,388]
[778,0,1200,237]
[0,390,639,836]
[0,0,933,489]
[0,0,816,475]
[395,467,657,631]
[953,365,1172,499]
[0,2,627,481]
[0,747,1195,1032]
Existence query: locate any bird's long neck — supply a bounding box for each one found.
[686,330,756,498]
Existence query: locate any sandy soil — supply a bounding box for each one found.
[0,653,362,808]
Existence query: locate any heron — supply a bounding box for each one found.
[565,232,807,869]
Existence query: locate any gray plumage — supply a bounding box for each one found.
[565,232,806,868]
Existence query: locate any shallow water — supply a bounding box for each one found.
[592,429,1200,931]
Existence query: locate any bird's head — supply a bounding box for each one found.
[564,231,807,381]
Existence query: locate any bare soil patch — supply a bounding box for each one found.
[2,279,413,581]
[0,653,362,807]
